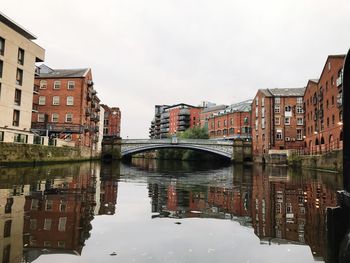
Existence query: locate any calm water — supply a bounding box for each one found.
[0,159,342,263]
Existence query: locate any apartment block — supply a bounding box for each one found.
[150,103,202,138]
[251,88,305,161]
[31,65,102,151]
[304,55,345,154]
[0,12,45,143]
[101,104,121,137]
[207,100,252,140]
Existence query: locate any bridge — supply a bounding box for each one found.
[101,136,252,162]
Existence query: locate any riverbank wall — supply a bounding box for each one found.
[288,150,343,173]
[0,142,99,166]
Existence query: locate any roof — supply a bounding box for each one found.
[259,87,305,97]
[37,64,90,78]
[164,103,201,110]
[0,12,37,39]
[201,104,227,113]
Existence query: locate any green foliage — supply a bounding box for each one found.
[178,127,209,139]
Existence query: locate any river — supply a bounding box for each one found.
[0,159,342,262]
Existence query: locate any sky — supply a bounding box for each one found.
[2,0,350,138]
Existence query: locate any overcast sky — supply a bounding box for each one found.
[2,0,350,138]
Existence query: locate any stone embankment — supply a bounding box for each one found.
[0,142,99,166]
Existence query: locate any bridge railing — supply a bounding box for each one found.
[121,138,234,145]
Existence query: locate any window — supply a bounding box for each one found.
[261,108,265,118]
[223,119,227,127]
[297,97,303,104]
[332,114,335,125]
[44,241,51,247]
[17,48,24,65]
[60,201,67,212]
[296,105,303,114]
[331,76,334,86]
[30,219,37,230]
[5,198,13,214]
[40,80,47,89]
[37,113,45,122]
[276,131,283,140]
[31,199,39,210]
[66,96,74,105]
[45,200,53,211]
[68,81,75,90]
[38,96,46,105]
[275,117,280,125]
[230,118,233,125]
[0,37,4,56]
[274,105,280,114]
[297,117,303,125]
[327,117,330,128]
[65,113,73,123]
[261,97,265,107]
[285,117,291,125]
[14,89,21,105]
[16,68,23,85]
[54,81,61,89]
[0,60,3,78]
[217,121,220,128]
[58,241,66,248]
[285,105,292,112]
[3,220,11,238]
[12,110,20,126]
[255,107,258,117]
[255,119,258,130]
[52,113,59,123]
[275,97,280,104]
[255,97,259,106]
[52,96,60,105]
[332,96,334,105]
[44,219,52,230]
[58,217,67,231]
[297,129,303,140]
[261,118,265,129]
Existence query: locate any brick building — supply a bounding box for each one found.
[199,104,227,131]
[304,55,345,154]
[150,103,202,138]
[251,88,305,161]
[0,12,45,144]
[207,100,252,140]
[31,65,102,151]
[101,104,121,137]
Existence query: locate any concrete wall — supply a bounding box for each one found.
[0,142,98,165]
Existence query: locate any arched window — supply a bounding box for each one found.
[315,138,319,145]
[321,137,325,145]
[229,128,234,134]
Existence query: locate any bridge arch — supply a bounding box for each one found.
[121,144,233,160]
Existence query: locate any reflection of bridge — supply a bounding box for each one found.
[102,137,252,162]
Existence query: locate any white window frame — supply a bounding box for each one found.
[276,131,283,140]
[39,80,47,89]
[58,217,67,232]
[65,113,73,123]
[297,97,303,104]
[52,96,60,105]
[275,117,280,125]
[297,129,303,140]
[66,96,74,105]
[54,81,61,89]
[275,97,280,104]
[274,105,280,114]
[52,113,59,123]
[38,96,46,105]
[44,218,52,230]
[67,81,75,90]
[297,117,303,125]
[37,113,45,122]
[296,105,303,114]
[285,117,291,125]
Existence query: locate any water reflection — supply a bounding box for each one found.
[0,160,343,262]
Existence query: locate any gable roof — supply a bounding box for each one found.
[37,64,90,78]
[259,87,305,97]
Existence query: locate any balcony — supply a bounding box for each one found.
[179,109,190,116]
[161,112,170,119]
[87,92,92,101]
[35,66,40,76]
[178,121,190,126]
[32,122,83,133]
[178,115,190,121]
[87,80,94,87]
[33,84,39,94]
[318,91,323,102]
[32,103,39,113]
[337,94,343,107]
[161,123,169,128]
[312,96,317,105]
[337,76,342,87]
[94,126,100,133]
[85,108,91,116]
[178,126,186,131]
[91,89,97,95]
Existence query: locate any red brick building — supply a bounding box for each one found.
[31,65,101,150]
[199,104,227,130]
[208,100,252,140]
[101,104,121,137]
[304,55,345,154]
[251,88,305,161]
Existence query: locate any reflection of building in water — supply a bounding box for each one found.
[0,186,29,263]
[148,176,251,222]
[251,166,339,258]
[22,164,97,262]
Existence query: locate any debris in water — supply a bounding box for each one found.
[174,222,182,225]
[110,252,117,256]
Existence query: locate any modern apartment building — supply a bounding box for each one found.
[304,55,345,154]
[31,65,102,151]
[207,100,252,140]
[150,103,201,138]
[101,104,121,137]
[0,12,45,143]
[251,88,305,161]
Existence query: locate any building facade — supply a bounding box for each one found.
[199,104,227,131]
[150,103,202,138]
[101,104,121,137]
[31,65,102,151]
[251,88,305,161]
[208,100,252,140]
[0,12,45,144]
[304,55,345,154]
